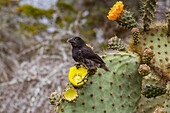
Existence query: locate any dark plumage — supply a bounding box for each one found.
[67,36,110,83]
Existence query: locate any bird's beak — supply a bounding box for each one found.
[67,38,74,43]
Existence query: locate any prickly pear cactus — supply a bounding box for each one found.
[49,1,170,113]
[57,52,142,113]
[142,84,167,98]
[142,0,157,31]
[108,36,126,51]
[163,82,170,113]
[107,0,169,112]
[135,73,168,113]
[163,98,170,113]
[138,64,151,76]
[133,24,170,80]
[117,10,140,30]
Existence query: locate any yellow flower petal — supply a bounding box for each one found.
[107,1,124,21]
[68,66,88,87]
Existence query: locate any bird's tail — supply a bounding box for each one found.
[102,65,110,72]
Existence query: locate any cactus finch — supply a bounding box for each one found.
[67,37,110,84]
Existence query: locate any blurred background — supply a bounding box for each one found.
[0,0,169,113]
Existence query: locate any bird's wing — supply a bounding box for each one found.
[80,46,105,64]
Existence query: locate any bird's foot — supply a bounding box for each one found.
[77,77,88,84]
[77,69,90,84]
[74,63,81,69]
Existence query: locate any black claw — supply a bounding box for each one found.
[78,77,88,84]
[74,64,81,69]
[77,69,90,84]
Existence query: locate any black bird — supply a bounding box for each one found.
[67,37,110,84]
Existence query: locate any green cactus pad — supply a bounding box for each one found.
[135,94,167,113]
[143,0,157,31]
[134,25,170,80]
[142,84,166,98]
[163,81,170,113]
[163,82,170,112]
[57,52,142,113]
[117,10,140,30]
[108,36,126,51]
[163,98,170,113]
[168,10,170,36]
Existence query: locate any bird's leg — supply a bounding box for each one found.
[77,69,90,84]
[74,63,81,69]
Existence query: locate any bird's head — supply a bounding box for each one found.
[67,37,86,48]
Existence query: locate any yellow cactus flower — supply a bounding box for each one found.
[64,88,78,103]
[107,1,124,21]
[68,66,88,87]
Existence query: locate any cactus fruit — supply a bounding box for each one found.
[49,91,61,105]
[108,36,126,51]
[138,64,151,76]
[131,28,141,45]
[154,107,166,113]
[142,48,154,64]
[142,84,167,98]
[56,52,142,113]
[63,87,79,103]
[143,0,157,31]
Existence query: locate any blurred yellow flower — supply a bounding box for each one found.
[107,1,124,21]
[68,66,88,87]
